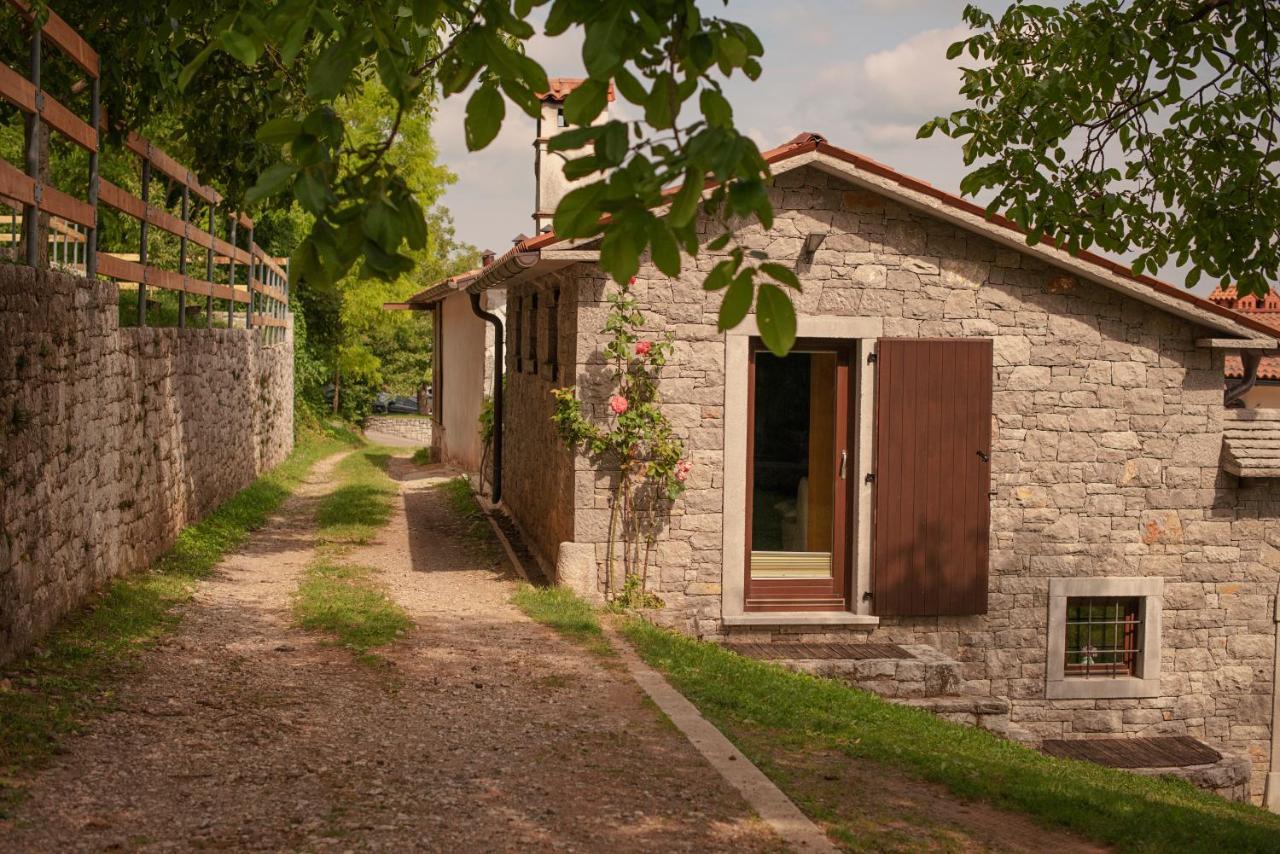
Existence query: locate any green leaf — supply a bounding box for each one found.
[177,42,217,92]
[756,284,797,355]
[255,117,302,146]
[364,200,402,250]
[553,183,605,238]
[707,233,731,251]
[563,78,609,125]
[668,171,703,227]
[308,41,360,99]
[595,121,629,166]
[465,84,505,151]
[294,170,328,214]
[700,89,733,128]
[946,40,965,60]
[582,7,627,76]
[648,219,681,277]
[245,162,297,203]
[718,271,754,330]
[220,30,260,66]
[760,262,801,290]
[645,72,677,129]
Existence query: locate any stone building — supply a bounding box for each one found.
[404,106,1280,807]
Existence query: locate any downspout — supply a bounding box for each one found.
[1267,576,1280,813]
[469,291,504,503]
[1225,350,1263,408]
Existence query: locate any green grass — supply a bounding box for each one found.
[410,447,433,465]
[622,619,1280,854]
[443,476,495,544]
[511,584,614,658]
[293,444,411,658]
[314,447,398,549]
[293,561,411,653]
[0,421,359,807]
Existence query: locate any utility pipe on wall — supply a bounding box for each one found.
[1266,577,1280,813]
[469,291,504,504]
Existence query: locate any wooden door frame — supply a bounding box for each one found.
[744,338,856,612]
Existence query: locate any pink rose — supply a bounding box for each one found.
[635,340,653,356]
[675,459,692,482]
[609,395,629,415]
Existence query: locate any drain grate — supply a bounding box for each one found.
[487,509,550,587]
[728,642,913,661]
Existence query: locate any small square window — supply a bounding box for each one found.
[1064,597,1141,678]
[556,107,566,128]
[1046,577,1162,699]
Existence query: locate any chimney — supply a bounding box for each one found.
[481,249,495,267]
[533,78,614,233]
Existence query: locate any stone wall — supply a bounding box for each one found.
[501,273,579,572]
[557,165,1280,802]
[364,415,432,445]
[0,266,294,664]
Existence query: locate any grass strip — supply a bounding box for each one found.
[293,445,410,658]
[442,476,496,544]
[410,447,433,466]
[621,618,1280,853]
[512,584,614,658]
[0,421,359,804]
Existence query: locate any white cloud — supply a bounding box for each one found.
[861,25,972,119]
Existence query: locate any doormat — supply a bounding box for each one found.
[728,642,913,661]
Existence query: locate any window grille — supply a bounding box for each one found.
[528,293,539,373]
[1064,597,1141,677]
[546,288,560,381]
[513,295,524,373]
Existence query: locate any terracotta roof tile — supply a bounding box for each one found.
[537,78,615,102]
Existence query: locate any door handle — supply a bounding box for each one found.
[977,450,990,463]
[839,449,848,479]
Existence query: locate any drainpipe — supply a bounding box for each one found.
[469,291,504,503]
[1266,577,1280,812]
[1225,350,1263,408]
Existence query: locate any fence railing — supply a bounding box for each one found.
[0,0,288,340]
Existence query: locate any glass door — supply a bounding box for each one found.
[745,340,852,611]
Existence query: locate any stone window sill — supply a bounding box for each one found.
[1046,676,1161,700]
[722,612,880,628]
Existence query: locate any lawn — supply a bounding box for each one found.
[622,618,1280,854]
[293,445,411,659]
[0,421,360,809]
[510,586,1280,853]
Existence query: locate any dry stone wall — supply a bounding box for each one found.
[363,415,432,445]
[559,164,1280,802]
[0,266,293,664]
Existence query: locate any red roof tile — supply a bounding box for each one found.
[537,78,615,102]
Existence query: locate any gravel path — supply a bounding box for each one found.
[2,453,782,852]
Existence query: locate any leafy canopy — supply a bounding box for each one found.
[921,1,1280,297]
[171,0,800,354]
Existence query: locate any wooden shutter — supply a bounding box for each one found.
[872,338,992,616]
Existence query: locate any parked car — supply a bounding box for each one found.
[386,396,419,414]
[371,392,394,413]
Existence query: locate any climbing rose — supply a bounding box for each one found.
[675,459,693,482]
[635,340,653,356]
[609,395,629,415]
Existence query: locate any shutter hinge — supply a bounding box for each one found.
[862,591,873,602]
[864,473,875,484]
[867,352,877,364]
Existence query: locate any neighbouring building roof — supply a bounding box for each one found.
[400,131,1279,345]
[1210,286,1280,379]
[537,78,615,102]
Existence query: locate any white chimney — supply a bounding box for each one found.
[533,78,613,234]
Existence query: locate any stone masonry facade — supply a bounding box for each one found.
[0,266,294,664]
[499,164,1280,802]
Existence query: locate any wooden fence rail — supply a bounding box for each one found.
[0,0,289,340]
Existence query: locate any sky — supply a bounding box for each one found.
[428,1,1203,293]
[433,0,984,255]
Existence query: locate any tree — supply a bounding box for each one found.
[75,0,795,355]
[921,1,1280,297]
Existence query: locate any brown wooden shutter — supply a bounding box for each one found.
[871,338,992,616]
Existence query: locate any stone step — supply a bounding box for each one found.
[890,696,1012,737]
[768,644,965,699]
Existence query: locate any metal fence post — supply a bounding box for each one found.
[177,184,190,327]
[137,159,151,326]
[227,215,237,328]
[85,75,99,278]
[23,26,41,268]
[245,226,254,332]
[206,203,214,325]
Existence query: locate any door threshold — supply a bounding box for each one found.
[723,612,880,628]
